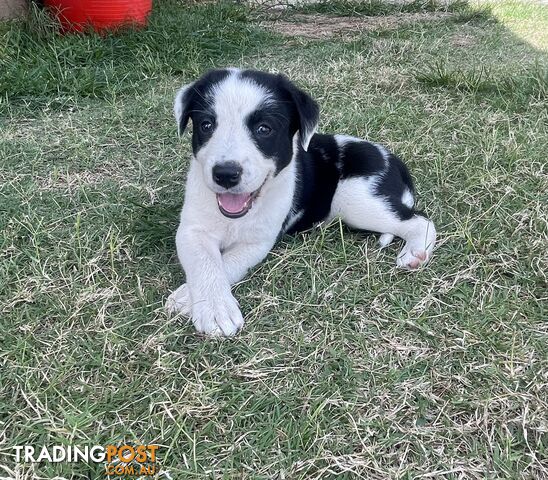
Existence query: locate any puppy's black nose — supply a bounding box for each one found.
[212,162,242,188]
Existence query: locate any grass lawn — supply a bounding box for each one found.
[1,0,547,478]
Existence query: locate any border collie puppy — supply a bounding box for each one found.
[167,68,436,336]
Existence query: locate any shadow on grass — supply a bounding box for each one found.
[128,199,180,256]
[0,0,277,102]
[413,60,547,110]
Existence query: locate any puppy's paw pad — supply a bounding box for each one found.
[397,248,430,271]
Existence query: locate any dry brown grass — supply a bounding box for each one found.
[264,11,453,39]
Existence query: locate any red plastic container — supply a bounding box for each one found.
[44,0,152,33]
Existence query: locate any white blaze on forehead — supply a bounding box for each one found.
[210,72,272,127]
[195,71,278,195]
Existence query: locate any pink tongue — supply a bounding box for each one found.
[217,192,252,214]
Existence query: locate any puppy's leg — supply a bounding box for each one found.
[167,227,275,335]
[170,226,243,336]
[378,233,395,249]
[166,241,270,319]
[331,177,436,270]
[393,214,436,270]
[167,241,274,312]
[221,240,275,285]
[166,283,192,316]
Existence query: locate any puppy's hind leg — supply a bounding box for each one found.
[394,214,436,270]
[330,176,436,270]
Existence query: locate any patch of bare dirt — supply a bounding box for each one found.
[250,0,456,8]
[264,12,453,39]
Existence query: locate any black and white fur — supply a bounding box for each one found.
[167,68,436,336]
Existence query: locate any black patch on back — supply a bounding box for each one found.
[340,139,417,221]
[285,136,419,234]
[340,141,386,178]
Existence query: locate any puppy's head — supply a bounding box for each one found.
[174,68,319,218]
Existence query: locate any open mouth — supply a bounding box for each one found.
[216,185,263,219]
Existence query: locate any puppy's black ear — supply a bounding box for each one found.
[173,83,195,136]
[281,76,319,151]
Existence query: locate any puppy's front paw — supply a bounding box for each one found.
[191,293,244,337]
[166,283,192,316]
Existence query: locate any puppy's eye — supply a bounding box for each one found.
[256,124,272,136]
[201,120,213,132]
